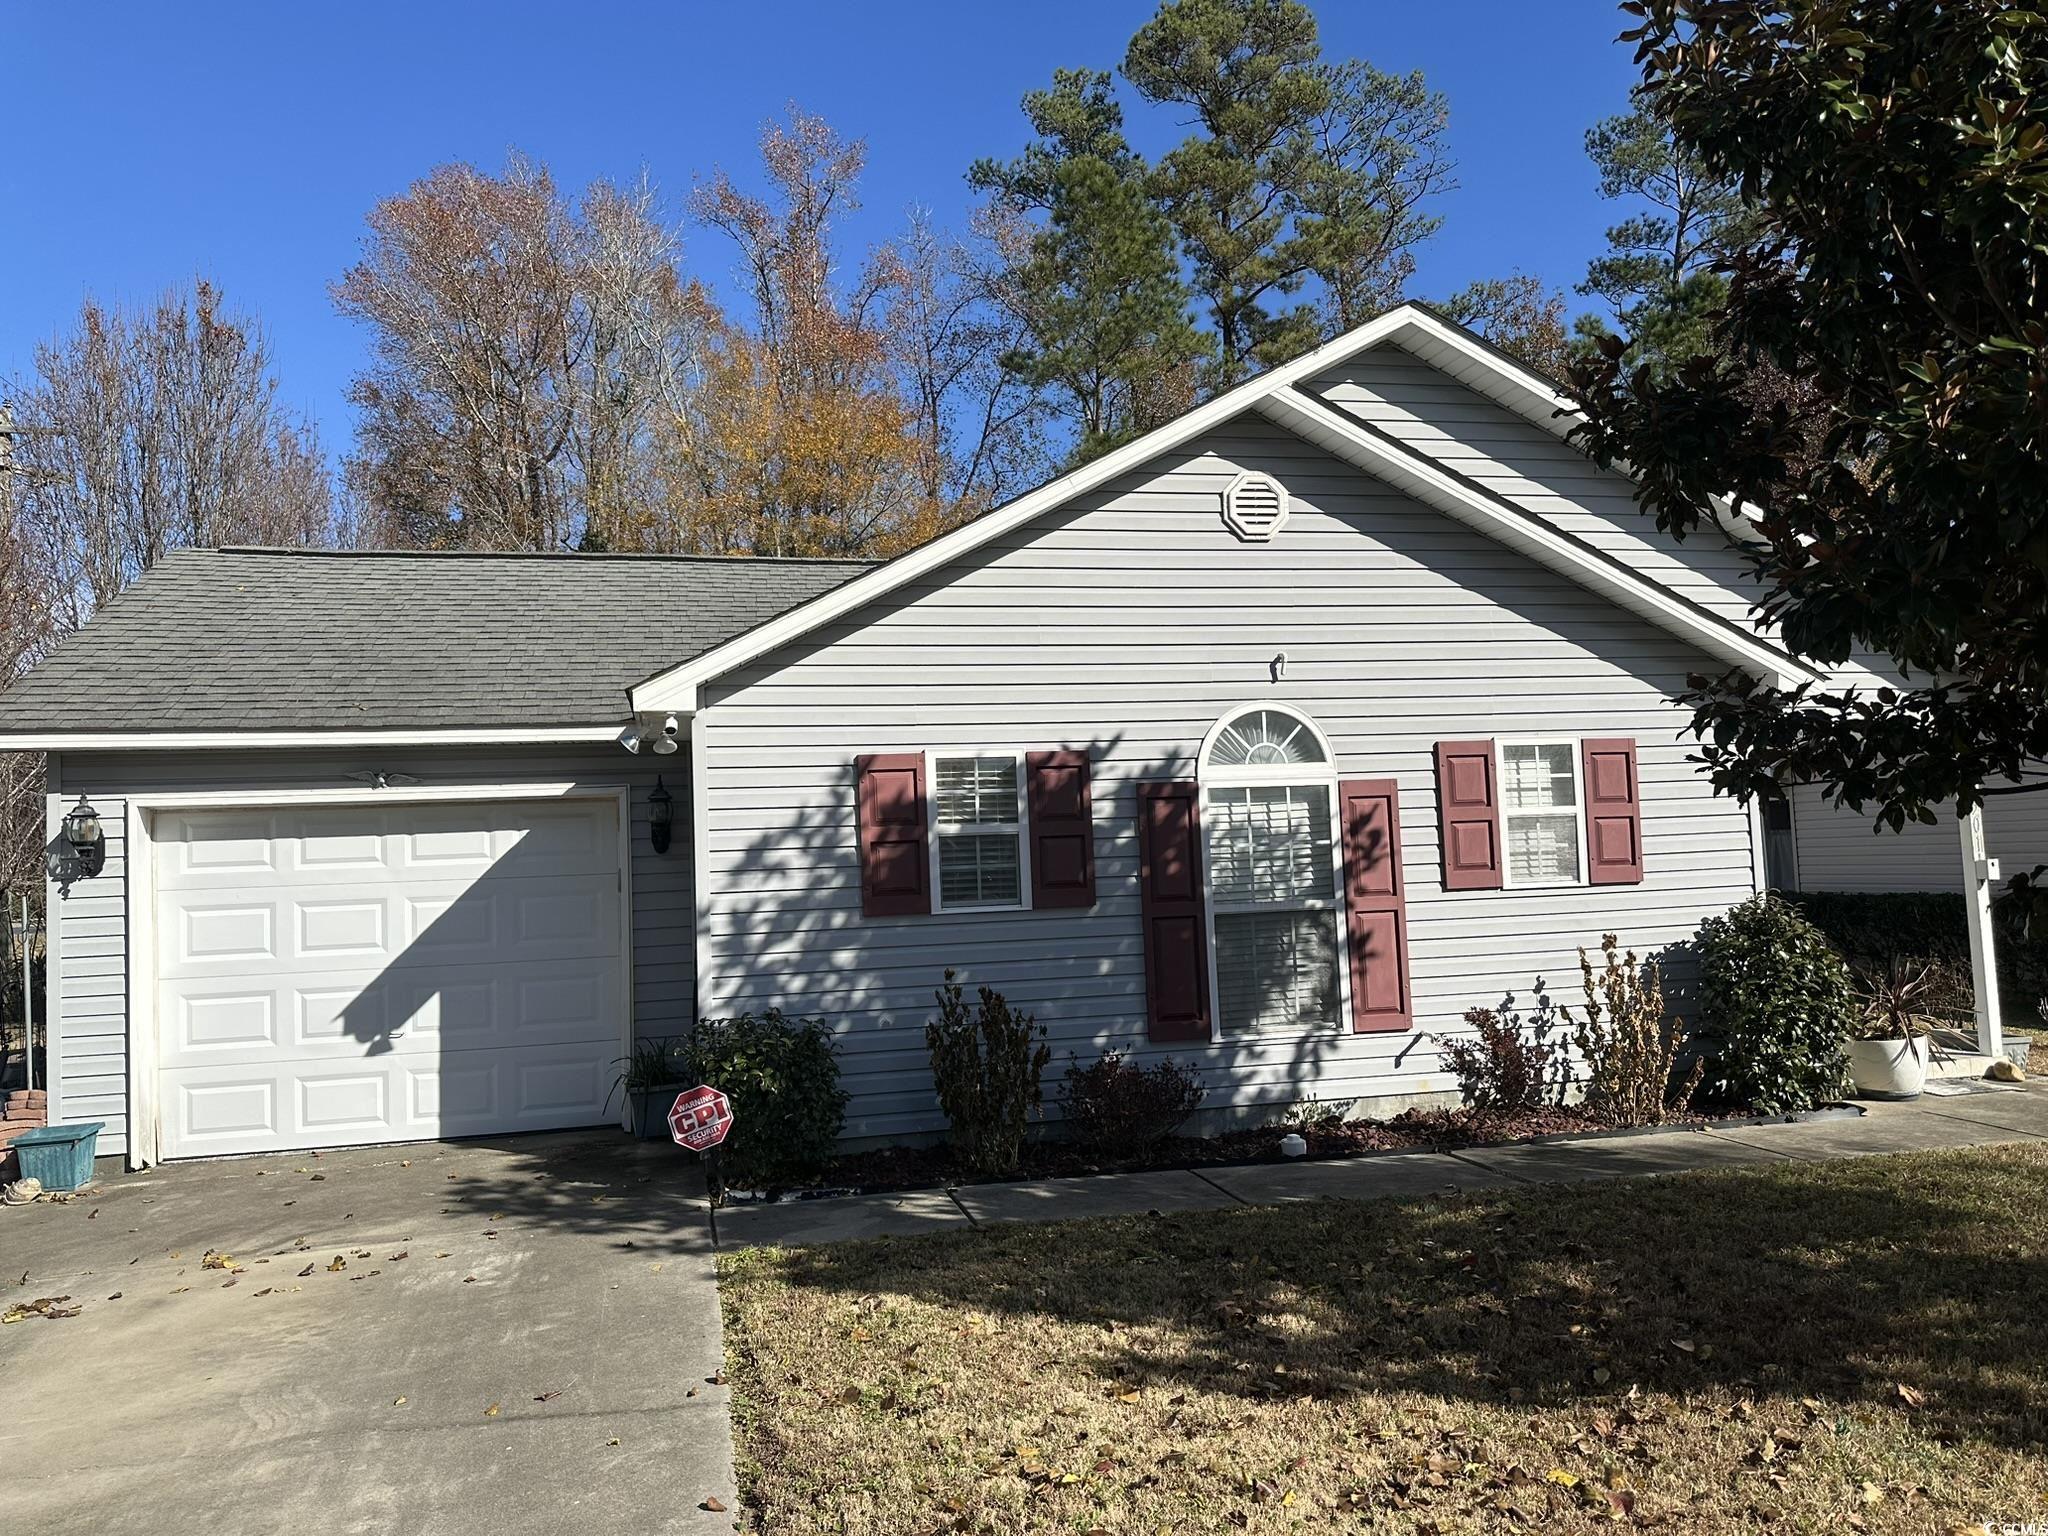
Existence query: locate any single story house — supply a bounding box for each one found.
[0,304,2008,1168]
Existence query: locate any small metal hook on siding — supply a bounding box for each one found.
[1270,651,1288,683]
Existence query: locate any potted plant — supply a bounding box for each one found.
[1847,960,1952,1100]
[611,1037,689,1139]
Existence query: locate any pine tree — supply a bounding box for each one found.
[970,72,1209,460]
[1572,104,1754,374]
[1124,0,1450,384]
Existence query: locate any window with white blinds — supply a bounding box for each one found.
[1201,707,1343,1034]
[931,754,1024,909]
[1207,785,1335,904]
[1215,910,1340,1032]
[1500,741,1584,886]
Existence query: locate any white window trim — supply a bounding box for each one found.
[1496,737,1588,891]
[1197,703,1352,1037]
[924,748,1032,914]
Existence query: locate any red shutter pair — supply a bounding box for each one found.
[1137,778,1412,1042]
[1433,738,1643,888]
[854,751,1096,917]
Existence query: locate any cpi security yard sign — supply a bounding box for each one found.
[667,1085,733,1152]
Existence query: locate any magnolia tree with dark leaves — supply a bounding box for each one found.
[1569,2,2048,897]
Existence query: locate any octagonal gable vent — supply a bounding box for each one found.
[1221,470,1289,543]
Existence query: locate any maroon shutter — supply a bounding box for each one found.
[855,753,930,916]
[1582,737,1644,884]
[1026,750,1095,908]
[1137,781,1210,1042]
[1434,740,1502,890]
[1339,778,1412,1032]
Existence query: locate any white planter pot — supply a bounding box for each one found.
[1848,1036,1928,1101]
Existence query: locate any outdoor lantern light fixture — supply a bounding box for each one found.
[648,776,674,856]
[63,795,106,878]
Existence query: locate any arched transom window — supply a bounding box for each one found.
[1201,705,1343,1034]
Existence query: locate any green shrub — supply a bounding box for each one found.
[1058,1051,1207,1157]
[678,1009,846,1193]
[1565,935,1701,1127]
[926,972,1049,1176]
[1693,894,1855,1112]
[1439,995,1567,1117]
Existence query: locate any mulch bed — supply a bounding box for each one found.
[804,1102,1764,1198]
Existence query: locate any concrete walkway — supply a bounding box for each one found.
[713,1081,2048,1249]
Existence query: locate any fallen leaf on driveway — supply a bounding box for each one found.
[298,1263,315,1278]
[327,1256,347,1273]
[201,1250,238,1271]
[484,1402,501,1417]
[534,1390,561,1403]
[106,1292,122,1301]
[701,1497,727,1512]
[394,1396,408,1406]
[3,1296,82,1323]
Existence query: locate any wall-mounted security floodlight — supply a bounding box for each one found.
[618,725,644,754]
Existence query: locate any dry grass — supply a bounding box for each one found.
[719,1145,2048,1534]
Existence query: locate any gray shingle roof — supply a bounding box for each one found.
[0,547,873,733]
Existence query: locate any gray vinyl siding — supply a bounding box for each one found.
[46,745,690,1157]
[1789,783,2048,894]
[1310,345,1771,631]
[696,414,1763,1142]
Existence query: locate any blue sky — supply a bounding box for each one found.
[0,3,1642,457]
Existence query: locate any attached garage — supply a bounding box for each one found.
[145,793,630,1160]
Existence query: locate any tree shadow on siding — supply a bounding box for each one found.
[750,1145,2048,1452]
[705,728,1401,1143]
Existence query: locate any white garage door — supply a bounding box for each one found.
[154,797,625,1159]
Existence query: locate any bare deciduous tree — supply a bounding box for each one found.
[1,279,330,981]
[885,211,1051,515]
[0,483,48,920]
[335,156,705,552]
[6,282,332,629]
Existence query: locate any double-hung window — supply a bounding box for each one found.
[1203,708,1343,1033]
[1498,740,1585,887]
[929,753,1026,910]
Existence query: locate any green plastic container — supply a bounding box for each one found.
[13,1122,104,1192]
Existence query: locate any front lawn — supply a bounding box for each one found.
[720,1145,2048,1534]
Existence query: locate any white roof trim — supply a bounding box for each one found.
[630,302,1813,712]
[0,725,628,752]
[1255,388,1819,687]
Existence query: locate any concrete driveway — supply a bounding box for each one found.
[1,1131,734,1536]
